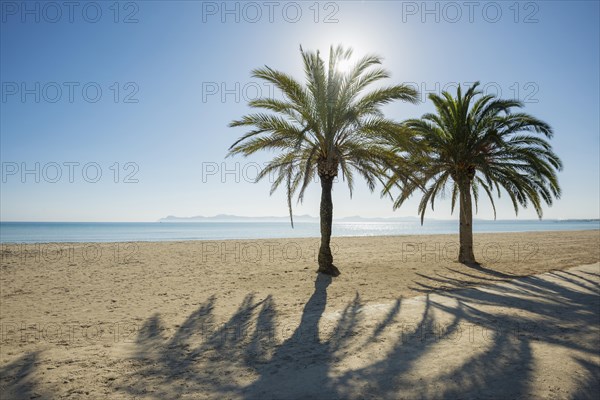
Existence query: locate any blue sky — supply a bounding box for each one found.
[1,0,599,222]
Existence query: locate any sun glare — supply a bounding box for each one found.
[336,58,354,74]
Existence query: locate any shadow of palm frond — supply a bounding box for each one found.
[117,266,599,399]
[426,270,599,398]
[368,298,402,343]
[0,352,46,399]
[461,262,524,279]
[571,357,600,399]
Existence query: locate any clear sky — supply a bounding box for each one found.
[1,0,599,222]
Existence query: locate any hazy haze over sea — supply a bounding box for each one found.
[1,219,598,243]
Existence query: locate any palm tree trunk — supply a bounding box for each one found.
[317,175,340,276]
[458,182,476,263]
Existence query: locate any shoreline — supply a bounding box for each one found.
[1,227,599,245]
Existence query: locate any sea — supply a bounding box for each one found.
[0,220,598,243]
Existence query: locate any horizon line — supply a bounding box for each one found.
[1,218,599,223]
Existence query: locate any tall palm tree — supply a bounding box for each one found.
[387,82,562,264]
[228,45,418,276]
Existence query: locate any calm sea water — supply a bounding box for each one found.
[0,220,598,243]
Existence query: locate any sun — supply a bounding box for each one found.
[336,58,354,74]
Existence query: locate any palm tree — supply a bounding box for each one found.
[228,45,418,276]
[387,82,562,264]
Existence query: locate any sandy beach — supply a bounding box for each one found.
[1,230,599,398]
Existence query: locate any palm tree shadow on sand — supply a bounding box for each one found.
[107,268,599,399]
[0,352,46,399]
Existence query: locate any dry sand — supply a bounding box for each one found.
[1,230,599,399]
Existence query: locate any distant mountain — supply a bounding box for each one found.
[337,215,421,222]
[158,214,426,223]
[158,214,317,222]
